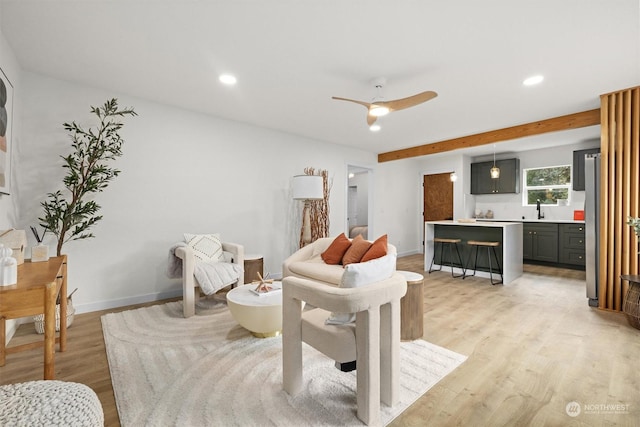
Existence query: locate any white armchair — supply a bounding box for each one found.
[174,242,244,318]
[282,271,407,426]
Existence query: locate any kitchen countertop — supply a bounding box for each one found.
[475,218,585,224]
[426,220,521,227]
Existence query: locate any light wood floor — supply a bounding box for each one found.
[1,256,638,426]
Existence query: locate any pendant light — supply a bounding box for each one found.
[490,144,500,179]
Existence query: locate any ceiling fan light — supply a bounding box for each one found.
[369,123,381,132]
[219,74,237,85]
[369,105,389,117]
[523,75,544,86]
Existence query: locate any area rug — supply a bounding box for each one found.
[102,300,467,426]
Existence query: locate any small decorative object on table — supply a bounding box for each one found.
[0,243,17,286]
[30,226,49,263]
[0,228,26,264]
[250,272,280,295]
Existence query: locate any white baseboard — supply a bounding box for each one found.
[397,249,421,257]
[73,289,183,315]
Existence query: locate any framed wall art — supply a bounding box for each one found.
[0,66,14,195]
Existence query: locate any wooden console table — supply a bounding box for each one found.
[0,256,68,379]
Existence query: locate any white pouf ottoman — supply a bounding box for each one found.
[0,380,104,426]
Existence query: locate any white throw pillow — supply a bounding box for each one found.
[326,253,397,325]
[184,233,225,263]
[340,253,396,288]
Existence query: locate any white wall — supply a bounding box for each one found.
[16,72,380,313]
[374,157,423,256]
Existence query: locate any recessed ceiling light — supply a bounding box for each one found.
[369,123,381,132]
[219,74,237,85]
[523,75,544,86]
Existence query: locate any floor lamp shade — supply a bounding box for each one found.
[292,175,324,200]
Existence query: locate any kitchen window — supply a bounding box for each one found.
[522,165,571,206]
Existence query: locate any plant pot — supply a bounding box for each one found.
[623,281,640,330]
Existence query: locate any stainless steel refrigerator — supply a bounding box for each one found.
[585,153,600,307]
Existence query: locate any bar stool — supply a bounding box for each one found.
[428,237,465,278]
[463,240,503,285]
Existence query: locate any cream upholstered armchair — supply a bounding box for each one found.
[282,256,407,426]
[173,240,244,318]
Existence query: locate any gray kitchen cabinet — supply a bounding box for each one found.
[559,223,586,266]
[572,147,600,191]
[470,158,520,194]
[523,223,558,262]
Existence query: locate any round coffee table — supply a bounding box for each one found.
[227,282,283,338]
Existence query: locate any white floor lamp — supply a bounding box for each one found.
[293,174,324,247]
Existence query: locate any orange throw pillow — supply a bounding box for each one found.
[361,234,388,262]
[321,233,352,265]
[341,235,373,265]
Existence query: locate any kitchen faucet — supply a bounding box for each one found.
[536,199,545,220]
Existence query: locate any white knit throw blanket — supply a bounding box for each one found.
[167,243,241,295]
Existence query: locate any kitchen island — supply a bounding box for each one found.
[425,220,523,284]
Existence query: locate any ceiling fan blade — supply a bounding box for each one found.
[381,91,438,112]
[367,114,377,126]
[332,96,372,109]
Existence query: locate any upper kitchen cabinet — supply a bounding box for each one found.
[572,147,600,191]
[470,158,520,194]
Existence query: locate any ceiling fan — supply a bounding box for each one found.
[332,78,438,127]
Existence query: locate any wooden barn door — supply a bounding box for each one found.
[423,172,454,222]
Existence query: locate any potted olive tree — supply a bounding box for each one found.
[39,98,137,256]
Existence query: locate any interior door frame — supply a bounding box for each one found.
[346,163,374,239]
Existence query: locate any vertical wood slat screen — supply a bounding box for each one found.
[599,86,640,311]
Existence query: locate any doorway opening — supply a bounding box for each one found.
[346,165,373,240]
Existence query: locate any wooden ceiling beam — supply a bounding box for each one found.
[377,108,601,163]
